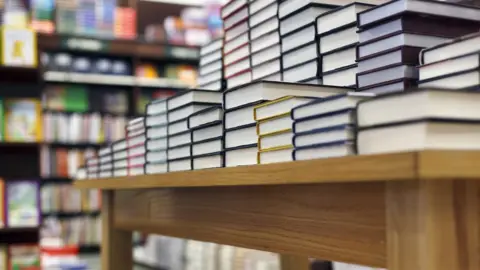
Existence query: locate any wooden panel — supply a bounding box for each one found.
[113,182,386,267]
[75,151,416,190]
[417,151,480,179]
[280,255,310,270]
[386,180,480,270]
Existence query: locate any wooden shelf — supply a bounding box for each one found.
[75,150,480,270]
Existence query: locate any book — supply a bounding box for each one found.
[418,52,480,81]
[224,144,258,167]
[225,32,249,55]
[188,106,223,130]
[147,125,168,140]
[252,58,281,81]
[168,157,191,172]
[420,32,480,65]
[358,119,480,155]
[322,45,357,73]
[168,119,189,136]
[167,144,191,160]
[146,150,167,164]
[146,162,168,174]
[225,20,249,42]
[319,26,358,55]
[282,59,320,83]
[146,98,168,116]
[6,181,40,227]
[251,16,278,41]
[0,246,5,270]
[200,38,223,56]
[169,132,191,148]
[294,141,355,160]
[281,23,314,54]
[279,0,337,19]
[357,0,480,28]
[251,31,280,55]
[257,114,291,136]
[168,90,222,111]
[280,3,334,36]
[4,99,42,142]
[200,60,222,77]
[226,69,252,89]
[192,153,223,170]
[225,58,250,79]
[0,179,3,228]
[168,103,217,123]
[192,123,223,143]
[293,125,354,148]
[250,2,278,28]
[357,89,480,128]
[294,109,355,134]
[222,0,247,19]
[254,96,317,121]
[258,130,293,150]
[357,46,423,73]
[323,64,358,87]
[358,78,417,94]
[357,64,418,89]
[192,137,223,156]
[200,50,222,67]
[224,124,257,149]
[418,69,480,90]
[224,81,349,110]
[258,146,293,164]
[282,41,317,69]
[225,44,249,66]
[316,3,374,35]
[199,80,223,92]
[8,245,41,270]
[250,0,276,15]
[145,113,168,128]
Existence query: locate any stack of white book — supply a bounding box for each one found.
[291,91,373,160]
[144,98,169,174]
[249,0,282,81]
[316,3,374,87]
[418,32,480,90]
[198,38,224,91]
[167,90,222,171]
[223,81,350,167]
[357,90,480,155]
[333,262,385,270]
[97,145,113,178]
[112,138,127,177]
[222,0,252,88]
[255,96,317,164]
[279,1,337,83]
[189,106,224,169]
[355,0,480,94]
[85,153,99,179]
[126,117,146,176]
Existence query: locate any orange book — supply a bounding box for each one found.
[56,149,68,177]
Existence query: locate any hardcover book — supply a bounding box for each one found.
[6,181,40,227]
[4,99,42,142]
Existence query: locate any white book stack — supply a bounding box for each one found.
[126,117,146,176]
[291,91,373,161]
[223,80,350,167]
[279,1,337,83]
[198,38,224,91]
[145,98,169,175]
[254,96,318,165]
[167,90,223,172]
[98,145,113,178]
[249,0,282,82]
[317,3,375,87]
[112,138,128,177]
[222,0,252,89]
[333,262,386,270]
[355,0,480,94]
[418,33,480,90]
[188,106,224,170]
[357,90,480,155]
[86,153,99,179]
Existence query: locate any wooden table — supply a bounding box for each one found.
[74,150,480,270]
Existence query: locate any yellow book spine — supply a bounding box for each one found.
[256,112,291,135]
[257,145,293,164]
[253,96,295,121]
[257,129,292,150]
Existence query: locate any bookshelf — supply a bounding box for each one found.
[75,150,480,270]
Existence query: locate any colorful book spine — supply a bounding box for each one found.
[4,99,42,142]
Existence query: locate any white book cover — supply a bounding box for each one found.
[225,146,258,167]
[323,65,358,87]
[357,65,417,88]
[319,26,358,54]
[225,58,250,78]
[259,148,293,164]
[227,70,252,88]
[251,30,280,54]
[322,46,357,73]
[317,3,374,35]
[222,0,247,18]
[252,58,281,80]
[280,5,333,36]
[250,2,278,28]
[251,16,279,40]
[418,53,480,81]
[193,154,223,169]
[283,60,319,83]
[225,125,257,148]
[281,23,316,53]
[251,44,281,67]
[167,90,222,111]
[200,38,223,56]
[282,42,317,69]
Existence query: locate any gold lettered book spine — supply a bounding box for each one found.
[253,96,295,121]
[257,145,293,165]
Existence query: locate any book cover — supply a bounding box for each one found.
[0,246,5,270]
[0,179,4,229]
[0,98,3,141]
[6,181,40,227]
[8,245,41,270]
[4,99,42,142]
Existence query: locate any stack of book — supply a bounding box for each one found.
[418,32,480,90]
[279,1,337,83]
[98,145,113,178]
[189,106,224,169]
[249,0,282,81]
[85,153,99,179]
[316,3,374,87]
[126,118,146,176]
[357,90,480,155]
[112,139,127,177]
[223,81,350,167]
[222,0,252,88]
[145,99,168,174]
[355,0,480,94]
[167,90,222,172]
[198,38,224,91]
[254,96,317,164]
[291,90,372,161]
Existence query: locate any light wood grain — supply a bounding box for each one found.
[280,255,310,270]
[74,151,480,190]
[113,183,386,267]
[386,180,480,270]
[101,191,132,270]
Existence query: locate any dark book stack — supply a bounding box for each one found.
[316,3,375,87]
[418,32,480,90]
[279,1,337,83]
[97,145,113,178]
[144,98,168,174]
[198,38,225,91]
[112,139,127,177]
[249,0,282,81]
[166,90,222,172]
[126,118,146,176]
[188,106,224,170]
[355,0,480,94]
[222,0,252,89]
[291,91,371,161]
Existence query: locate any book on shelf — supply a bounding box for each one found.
[293,124,355,148]
[280,2,336,35]
[221,0,247,19]
[169,132,191,148]
[168,157,191,172]
[418,52,480,82]
[225,101,266,130]
[294,140,355,160]
[192,152,224,170]
[223,4,249,30]
[167,90,222,111]
[0,179,3,228]
[256,114,291,136]
[316,2,374,35]
[4,99,42,142]
[254,96,318,121]
[282,59,321,83]
[356,64,418,89]
[192,122,223,143]
[258,130,293,151]
[169,102,219,123]
[224,123,257,149]
[146,98,168,116]
[251,58,282,81]
[145,162,168,174]
[5,181,40,228]
[226,69,252,89]
[258,146,293,164]
[192,137,223,157]
[418,69,480,90]
[281,23,315,54]
[251,43,281,68]
[224,144,258,167]
[357,46,423,74]
[41,215,101,247]
[200,38,223,56]
[251,16,278,43]
[41,146,93,178]
[8,245,41,270]
[249,1,278,29]
[0,246,5,270]
[188,106,223,130]
[293,109,356,134]
[420,32,480,65]
[41,184,83,213]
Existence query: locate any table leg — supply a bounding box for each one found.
[280,254,310,270]
[386,180,480,270]
[101,190,133,270]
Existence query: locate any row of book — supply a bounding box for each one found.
[0,180,40,228]
[41,216,101,247]
[0,245,41,270]
[40,147,95,178]
[41,184,100,214]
